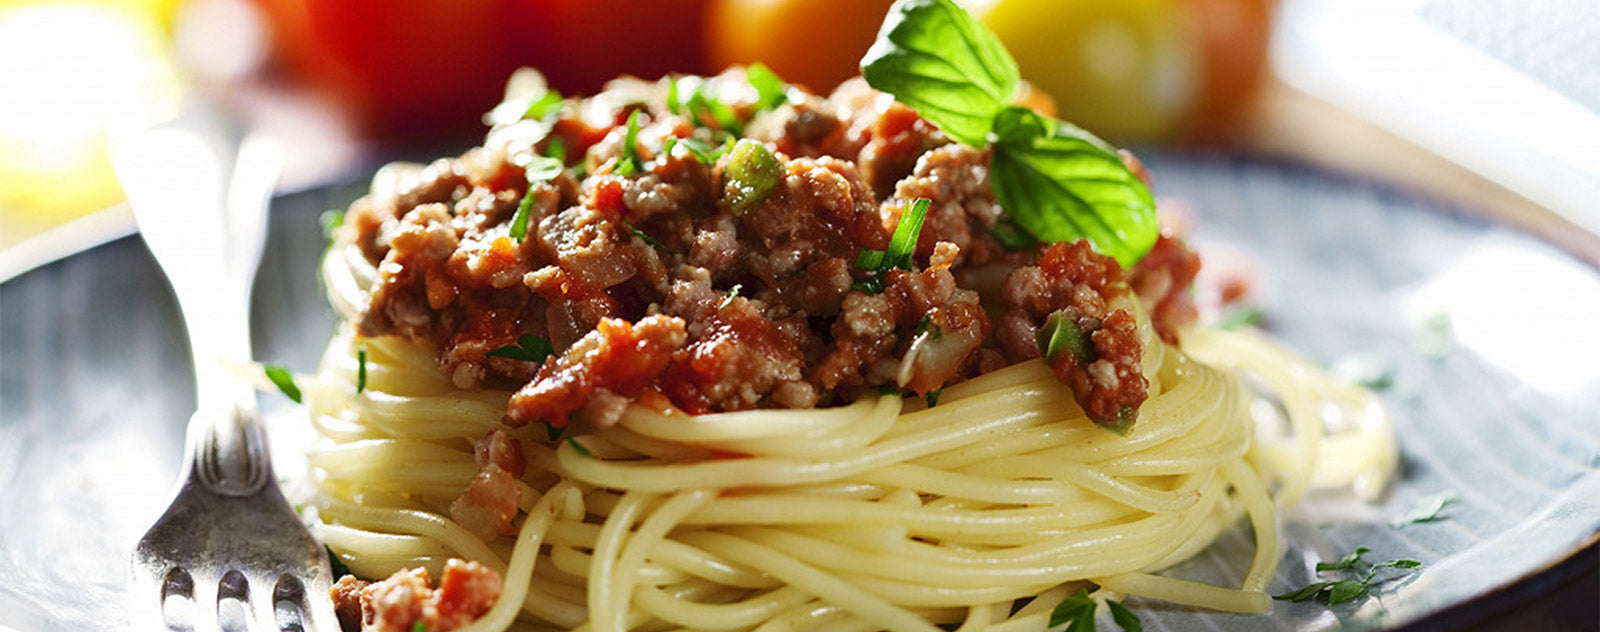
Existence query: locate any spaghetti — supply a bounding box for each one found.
[303,233,1394,631]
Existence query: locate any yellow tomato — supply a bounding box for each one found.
[980,0,1194,142]
[705,0,898,93]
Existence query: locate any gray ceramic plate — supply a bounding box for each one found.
[2,154,1596,630]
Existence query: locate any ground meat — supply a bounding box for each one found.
[505,314,687,429]
[813,241,989,395]
[733,155,886,298]
[347,68,1189,440]
[998,240,1148,427]
[659,269,819,412]
[1127,232,1201,344]
[329,560,502,632]
[889,144,1020,267]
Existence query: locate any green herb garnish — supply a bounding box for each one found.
[615,109,645,176]
[1037,310,1090,363]
[925,390,941,407]
[486,333,556,363]
[356,348,368,394]
[747,62,789,111]
[545,422,563,441]
[545,137,567,166]
[722,138,782,212]
[1392,491,1457,527]
[671,76,745,135]
[854,197,931,293]
[318,209,345,241]
[523,89,563,121]
[1047,589,1141,631]
[410,621,427,632]
[508,155,564,242]
[264,364,301,404]
[567,437,592,458]
[677,136,733,164]
[860,0,1157,266]
[326,546,351,578]
[622,217,676,255]
[719,284,743,309]
[1275,546,1422,606]
[1216,306,1264,330]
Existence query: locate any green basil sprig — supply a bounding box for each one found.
[860,0,1157,267]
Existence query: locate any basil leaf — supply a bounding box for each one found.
[860,0,1018,147]
[264,365,302,403]
[989,106,1157,267]
[1106,599,1141,632]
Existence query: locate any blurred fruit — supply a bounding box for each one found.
[976,0,1272,144]
[509,0,712,95]
[1176,0,1273,142]
[251,0,516,135]
[706,0,896,93]
[980,0,1192,142]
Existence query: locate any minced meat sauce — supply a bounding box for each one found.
[343,68,1199,435]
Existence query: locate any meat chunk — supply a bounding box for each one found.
[329,560,502,632]
[1127,232,1201,344]
[999,240,1148,428]
[505,314,687,429]
[660,270,819,413]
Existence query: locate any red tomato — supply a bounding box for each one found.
[705,0,897,93]
[506,0,713,95]
[251,0,518,135]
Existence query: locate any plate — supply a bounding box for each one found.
[2,154,1595,631]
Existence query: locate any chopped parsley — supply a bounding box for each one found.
[622,216,676,255]
[318,209,344,241]
[486,333,556,364]
[746,62,789,111]
[326,546,351,578]
[264,364,302,404]
[1048,589,1141,631]
[1274,546,1422,606]
[925,390,941,407]
[545,135,567,163]
[522,89,563,121]
[410,621,427,632]
[854,197,930,293]
[356,348,368,394]
[508,154,564,242]
[1392,491,1457,527]
[566,437,593,458]
[860,0,1156,266]
[669,75,744,135]
[719,284,743,309]
[545,422,563,441]
[614,109,645,176]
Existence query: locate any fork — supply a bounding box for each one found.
[114,108,339,632]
